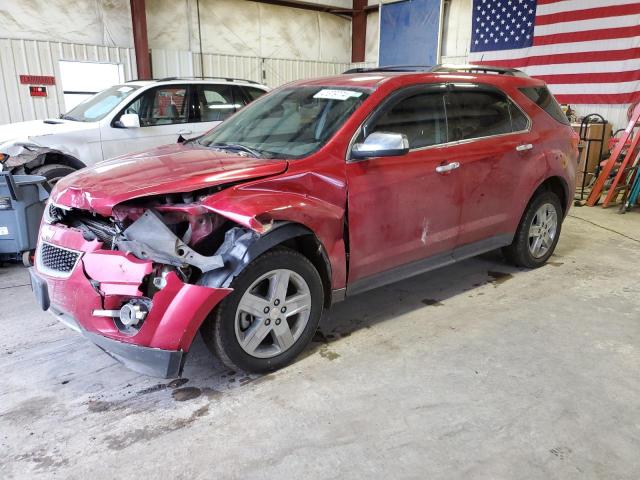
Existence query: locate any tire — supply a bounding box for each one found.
[503,190,563,268]
[32,163,77,189]
[201,247,324,373]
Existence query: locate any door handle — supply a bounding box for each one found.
[178,129,193,135]
[435,161,460,174]
[516,143,533,152]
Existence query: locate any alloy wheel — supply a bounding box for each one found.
[528,202,558,258]
[234,269,312,358]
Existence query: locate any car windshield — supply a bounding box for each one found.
[62,85,140,122]
[198,86,370,159]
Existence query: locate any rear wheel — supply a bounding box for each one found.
[503,191,562,268]
[201,247,324,373]
[32,163,77,189]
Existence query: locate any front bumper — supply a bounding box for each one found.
[30,224,232,377]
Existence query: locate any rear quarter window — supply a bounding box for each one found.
[519,86,570,125]
[243,87,268,101]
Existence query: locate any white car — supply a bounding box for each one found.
[0,78,269,185]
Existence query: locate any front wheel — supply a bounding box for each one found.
[201,247,324,373]
[503,191,563,268]
[32,163,77,189]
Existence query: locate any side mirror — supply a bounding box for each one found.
[351,131,410,160]
[116,113,140,128]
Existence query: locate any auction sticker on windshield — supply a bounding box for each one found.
[313,89,363,101]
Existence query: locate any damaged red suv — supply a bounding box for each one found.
[30,66,578,377]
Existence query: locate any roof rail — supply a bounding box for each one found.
[153,76,262,85]
[431,64,528,77]
[343,64,528,77]
[343,65,433,74]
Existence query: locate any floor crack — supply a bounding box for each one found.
[0,283,30,290]
[568,214,640,244]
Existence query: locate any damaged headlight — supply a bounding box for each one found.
[42,200,66,224]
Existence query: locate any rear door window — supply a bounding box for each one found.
[194,84,242,123]
[368,90,448,149]
[446,89,512,141]
[509,102,529,131]
[446,88,530,141]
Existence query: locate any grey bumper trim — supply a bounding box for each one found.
[85,332,184,378]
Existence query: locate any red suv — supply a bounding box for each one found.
[29,65,578,377]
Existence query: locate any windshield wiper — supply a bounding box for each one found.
[208,142,263,158]
[60,114,78,121]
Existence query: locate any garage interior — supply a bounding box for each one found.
[1,0,640,478]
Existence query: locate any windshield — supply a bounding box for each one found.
[62,85,140,122]
[198,86,370,159]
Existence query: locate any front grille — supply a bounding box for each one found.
[39,243,80,274]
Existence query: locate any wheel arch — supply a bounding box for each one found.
[39,151,86,171]
[201,221,334,309]
[23,149,86,172]
[533,175,570,217]
[203,187,347,292]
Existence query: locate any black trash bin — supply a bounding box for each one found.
[0,172,49,264]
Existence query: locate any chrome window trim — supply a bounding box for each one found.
[36,241,83,279]
[346,82,532,162]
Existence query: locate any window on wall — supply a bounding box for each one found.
[59,61,124,111]
[370,90,448,149]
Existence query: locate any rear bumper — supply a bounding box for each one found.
[29,224,232,377]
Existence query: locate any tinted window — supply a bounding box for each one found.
[446,90,512,141]
[510,102,529,131]
[243,87,267,101]
[195,84,242,123]
[198,86,368,159]
[369,91,448,149]
[519,86,569,125]
[124,86,188,126]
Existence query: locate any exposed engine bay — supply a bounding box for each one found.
[44,192,264,292]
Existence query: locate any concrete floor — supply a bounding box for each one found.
[1,206,639,479]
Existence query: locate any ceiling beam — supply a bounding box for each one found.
[246,0,353,16]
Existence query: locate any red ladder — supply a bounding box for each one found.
[587,103,640,207]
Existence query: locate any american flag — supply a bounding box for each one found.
[469,0,640,104]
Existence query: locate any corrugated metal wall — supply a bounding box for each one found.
[151,49,372,87]
[0,40,374,126]
[0,38,136,125]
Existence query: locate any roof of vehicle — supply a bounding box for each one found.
[289,64,545,91]
[125,77,269,89]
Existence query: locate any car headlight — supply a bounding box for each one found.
[42,201,64,224]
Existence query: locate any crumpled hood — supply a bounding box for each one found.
[0,119,96,148]
[51,143,288,216]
